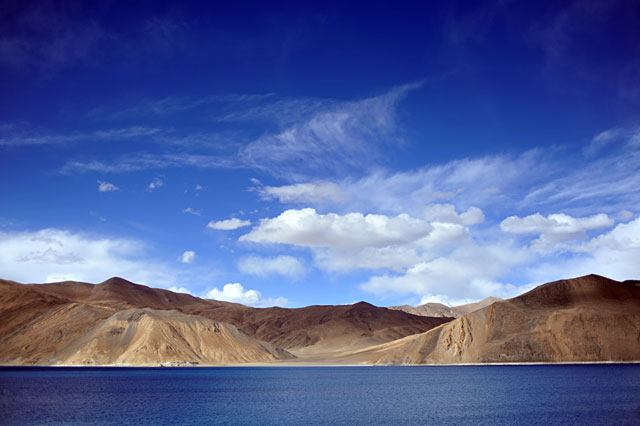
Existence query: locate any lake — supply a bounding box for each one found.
[1,364,639,425]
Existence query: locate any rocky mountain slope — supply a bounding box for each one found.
[389,297,502,318]
[0,279,292,365]
[344,275,640,364]
[0,277,449,364]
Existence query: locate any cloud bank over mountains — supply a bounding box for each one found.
[2,71,639,307]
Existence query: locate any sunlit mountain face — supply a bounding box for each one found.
[1,1,639,309]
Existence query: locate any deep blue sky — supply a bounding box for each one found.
[1,0,639,307]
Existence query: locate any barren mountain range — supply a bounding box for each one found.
[1,274,638,365]
[389,297,502,318]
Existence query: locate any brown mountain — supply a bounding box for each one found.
[344,275,640,364]
[51,308,292,366]
[0,278,292,365]
[389,296,502,318]
[197,301,451,356]
[0,277,450,364]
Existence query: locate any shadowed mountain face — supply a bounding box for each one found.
[0,277,450,364]
[344,275,640,364]
[197,301,452,355]
[389,297,502,318]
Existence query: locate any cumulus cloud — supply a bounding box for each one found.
[97,180,119,192]
[0,228,175,286]
[361,242,526,306]
[240,208,432,249]
[147,177,164,191]
[501,212,614,250]
[523,216,640,285]
[204,283,287,307]
[207,218,251,230]
[237,255,305,279]
[168,286,192,295]
[182,207,201,216]
[257,181,347,204]
[179,250,195,264]
[423,204,485,225]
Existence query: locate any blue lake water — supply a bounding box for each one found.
[1,364,640,425]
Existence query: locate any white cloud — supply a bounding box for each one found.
[207,218,251,230]
[179,250,195,264]
[182,207,201,216]
[521,129,640,213]
[501,212,614,250]
[237,255,305,279]
[240,83,422,179]
[194,184,205,190]
[423,204,485,225]
[258,182,347,204]
[618,210,634,222]
[168,286,192,295]
[62,153,237,174]
[0,228,175,286]
[524,216,640,285]
[97,180,119,192]
[313,245,423,272]
[147,177,164,191]
[240,208,432,249]
[361,242,526,305]
[577,217,640,253]
[333,151,546,217]
[204,283,287,307]
[270,129,639,222]
[583,127,639,156]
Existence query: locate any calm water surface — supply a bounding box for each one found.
[1,364,640,425]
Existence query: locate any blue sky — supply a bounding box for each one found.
[1,0,639,307]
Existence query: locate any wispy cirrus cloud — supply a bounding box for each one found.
[258,127,640,222]
[240,82,423,179]
[520,127,640,213]
[61,153,238,174]
[0,124,235,151]
[0,3,189,73]
[255,181,348,204]
[89,93,276,120]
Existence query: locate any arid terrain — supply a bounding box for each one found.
[389,297,502,318]
[1,274,638,365]
[341,275,640,364]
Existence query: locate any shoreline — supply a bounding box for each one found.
[2,360,639,368]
